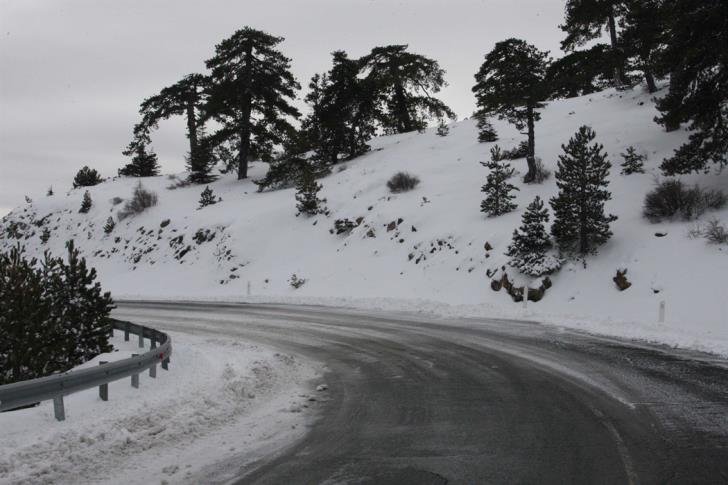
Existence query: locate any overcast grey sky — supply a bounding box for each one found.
[0,0,565,216]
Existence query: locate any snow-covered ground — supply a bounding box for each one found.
[0,330,322,485]
[1,84,727,355]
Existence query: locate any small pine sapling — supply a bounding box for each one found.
[198,186,221,209]
[620,146,646,175]
[46,186,54,196]
[103,217,116,234]
[79,191,92,214]
[476,116,498,143]
[481,146,519,217]
[436,120,450,137]
[295,168,325,216]
[40,227,51,244]
[506,196,561,277]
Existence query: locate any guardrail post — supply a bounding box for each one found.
[131,354,140,388]
[162,356,169,370]
[53,396,65,421]
[138,331,144,348]
[124,321,130,341]
[99,361,109,401]
[149,362,157,378]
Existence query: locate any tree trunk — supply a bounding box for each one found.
[186,99,198,162]
[607,10,626,87]
[644,69,657,94]
[394,82,412,133]
[664,72,682,132]
[238,46,254,180]
[525,104,537,184]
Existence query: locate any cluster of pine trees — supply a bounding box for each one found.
[0,242,114,385]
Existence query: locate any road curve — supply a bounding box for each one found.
[113,301,728,485]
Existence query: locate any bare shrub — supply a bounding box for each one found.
[530,158,551,184]
[118,182,158,220]
[690,218,728,244]
[643,180,726,222]
[387,172,420,193]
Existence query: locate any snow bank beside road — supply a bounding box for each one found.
[0,331,321,485]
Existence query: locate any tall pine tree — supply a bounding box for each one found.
[506,196,561,277]
[481,146,519,217]
[656,0,728,175]
[204,27,301,180]
[360,45,455,134]
[551,126,618,258]
[473,39,550,183]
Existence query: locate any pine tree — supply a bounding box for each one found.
[473,39,550,183]
[198,186,220,209]
[46,186,54,196]
[474,111,498,143]
[480,146,519,217]
[620,0,667,93]
[546,45,615,99]
[656,0,728,175]
[620,146,646,175]
[79,190,92,214]
[132,73,213,183]
[506,196,561,277]
[302,51,378,166]
[73,166,102,188]
[103,217,115,234]
[560,0,627,87]
[436,119,450,137]
[295,166,325,216]
[40,227,51,244]
[360,45,456,133]
[551,126,618,258]
[204,27,301,180]
[119,140,160,177]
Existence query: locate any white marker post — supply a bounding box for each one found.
[247,281,251,297]
[523,286,528,310]
[659,300,666,323]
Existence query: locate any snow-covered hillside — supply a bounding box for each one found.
[2,86,727,354]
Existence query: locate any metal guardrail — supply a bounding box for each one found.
[0,318,172,421]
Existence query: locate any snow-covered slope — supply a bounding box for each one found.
[2,86,727,354]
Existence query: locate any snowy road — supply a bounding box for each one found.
[114,301,728,485]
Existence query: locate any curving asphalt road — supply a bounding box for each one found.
[114,301,728,485]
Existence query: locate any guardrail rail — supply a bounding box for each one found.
[0,318,172,421]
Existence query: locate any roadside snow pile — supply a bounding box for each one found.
[1,85,727,355]
[0,330,319,485]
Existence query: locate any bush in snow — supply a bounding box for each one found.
[530,157,551,184]
[333,218,358,235]
[295,168,326,216]
[198,186,221,209]
[475,112,498,143]
[289,273,306,289]
[506,196,561,277]
[387,172,420,193]
[103,217,116,234]
[73,166,103,188]
[688,218,728,245]
[118,182,158,220]
[0,242,113,385]
[46,186,54,196]
[481,147,518,217]
[502,141,529,160]
[79,190,93,214]
[436,120,450,137]
[620,146,646,175]
[39,227,51,244]
[643,180,726,222]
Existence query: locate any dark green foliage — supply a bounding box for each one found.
[481,147,519,217]
[295,167,325,216]
[303,51,378,166]
[198,186,220,209]
[620,146,646,175]
[474,111,498,143]
[118,182,158,220]
[119,141,160,177]
[620,0,666,93]
[551,126,617,257]
[436,120,449,137]
[547,45,615,99]
[386,172,420,193]
[560,0,626,86]
[643,180,726,222]
[360,45,455,134]
[103,217,115,234]
[254,154,329,192]
[656,0,728,174]
[502,141,529,161]
[506,196,561,277]
[0,242,114,385]
[473,39,550,183]
[79,191,92,214]
[73,166,103,188]
[204,27,301,180]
